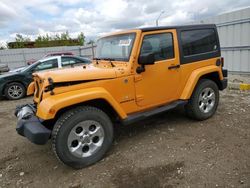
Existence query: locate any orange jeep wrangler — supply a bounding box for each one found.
[15,24,227,169]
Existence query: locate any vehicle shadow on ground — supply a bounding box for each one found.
[109,107,189,188]
[113,106,191,142]
[111,161,185,188]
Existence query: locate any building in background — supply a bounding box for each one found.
[196,7,250,73]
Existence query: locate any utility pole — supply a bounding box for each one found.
[156,11,165,26]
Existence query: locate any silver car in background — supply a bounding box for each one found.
[0,64,10,74]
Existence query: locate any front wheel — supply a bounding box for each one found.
[52,106,114,169]
[185,79,219,120]
[4,82,26,100]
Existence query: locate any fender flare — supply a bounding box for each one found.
[36,87,127,120]
[180,65,223,100]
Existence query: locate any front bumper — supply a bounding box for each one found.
[15,104,51,145]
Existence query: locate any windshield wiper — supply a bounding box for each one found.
[94,57,115,67]
[103,58,115,67]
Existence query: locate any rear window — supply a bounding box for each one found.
[181,29,218,57]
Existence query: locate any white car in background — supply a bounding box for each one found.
[32,55,91,71]
[11,55,91,73]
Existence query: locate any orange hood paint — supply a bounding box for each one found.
[33,63,118,83]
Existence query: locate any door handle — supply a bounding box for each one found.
[168,64,180,70]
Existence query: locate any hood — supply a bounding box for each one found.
[9,67,26,73]
[33,64,117,83]
[0,72,18,79]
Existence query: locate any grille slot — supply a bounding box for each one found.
[35,81,40,98]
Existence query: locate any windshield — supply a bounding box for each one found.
[21,61,39,72]
[96,33,135,61]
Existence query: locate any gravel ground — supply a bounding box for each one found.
[228,74,250,84]
[0,89,249,188]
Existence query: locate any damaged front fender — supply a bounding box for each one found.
[36,87,128,120]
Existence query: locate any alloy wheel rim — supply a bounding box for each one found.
[198,87,216,113]
[8,85,23,99]
[67,120,105,158]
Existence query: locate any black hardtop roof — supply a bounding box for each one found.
[139,24,217,32]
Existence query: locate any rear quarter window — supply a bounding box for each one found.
[181,29,218,56]
[179,27,220,64]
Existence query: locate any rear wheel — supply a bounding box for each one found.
[185,79,219,120]
[52,106,114,169]
[4,82,26,100]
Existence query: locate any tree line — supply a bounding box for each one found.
[1,31,86,49]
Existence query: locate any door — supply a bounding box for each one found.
[135,30,180,107]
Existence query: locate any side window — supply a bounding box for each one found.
[181,29,218,56]
[61,57,87,67]
[35,59,58,71]
[140,33,174,61]
[61,57,77,67]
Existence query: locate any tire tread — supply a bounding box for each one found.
[52,106,112,169]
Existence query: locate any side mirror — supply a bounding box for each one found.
[138,53,155,65]
[137,53,155,74]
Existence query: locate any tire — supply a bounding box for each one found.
[52,106,114,169]
[4,82,26,100]
[185,79,219,121]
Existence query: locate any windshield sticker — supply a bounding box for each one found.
[119,39,131,46]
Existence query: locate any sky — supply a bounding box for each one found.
[0,0,250,46]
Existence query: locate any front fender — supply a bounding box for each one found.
[180,65,223,100]
[36,87,127,120]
